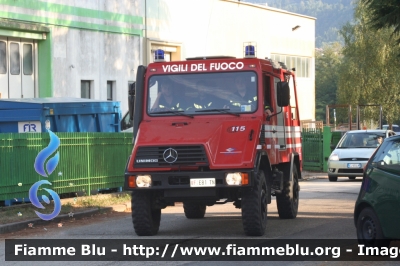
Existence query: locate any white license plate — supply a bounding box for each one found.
[347,163,361,168]
[190,178,216,187]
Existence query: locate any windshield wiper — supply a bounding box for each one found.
[151,110,194,118]
[195,108,240,117]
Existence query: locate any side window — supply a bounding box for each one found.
[289,75,297,120]
[372,140,400,174]
[121,111,132,130]
[148,80,159,112]
[273,77,280,109]
[263,75,272,110]
[274,77,286,149]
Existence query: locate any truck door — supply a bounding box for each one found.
[287,75,302,156]
[263,74,277,164]
[274,77,287,151]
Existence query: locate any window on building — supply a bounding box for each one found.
[81,80,91,98]
[107,81,114,101]
[270,54,311,78]
[10,42,20,75]
[23,44,33,75]
[0,41,6,74]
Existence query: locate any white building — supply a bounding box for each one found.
[0,0,315,120]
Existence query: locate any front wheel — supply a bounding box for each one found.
[276,165,300,219]
[328,175,338,182]
[356,207,390,247]
[241,171,268,236]
[131,191,161,236]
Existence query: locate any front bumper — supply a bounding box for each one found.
[124,169,255,189]
[327,160,367,177]
[124,169,255,201]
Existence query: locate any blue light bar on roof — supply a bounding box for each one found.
[245,45,255,57]
[154,49,165,62]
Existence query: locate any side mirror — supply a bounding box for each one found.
[277,81,290,107]
[128,82,136,119]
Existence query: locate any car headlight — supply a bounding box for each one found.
[329,153,339,161]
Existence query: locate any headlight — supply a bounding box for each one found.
[226,172,245,185]
[136,175,152,187]
[329,153,339,161]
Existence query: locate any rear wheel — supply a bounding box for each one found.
[183,202,206,219]
[328,175,338,182]
[131,191,161,236]
[241,171,267,236]
[276,165,299,219]
[356,207,390,247]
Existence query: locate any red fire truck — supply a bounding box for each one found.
[125,46,302,236]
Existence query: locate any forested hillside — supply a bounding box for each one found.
[244,0,355,47]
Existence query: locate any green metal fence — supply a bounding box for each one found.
[301,126,336,172]
[302,128,324,171]
[0,132,133,202]
[1,128,343,201]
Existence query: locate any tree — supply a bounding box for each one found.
[337,2,400,127]
[315,42,342,122]
[360,0,400,45]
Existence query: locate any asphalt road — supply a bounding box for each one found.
[1,175,398,265]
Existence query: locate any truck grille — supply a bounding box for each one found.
[134,145,208,168]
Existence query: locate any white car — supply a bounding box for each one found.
[327,130,396,182]
[382,124,400,133]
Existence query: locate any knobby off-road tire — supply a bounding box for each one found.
[328,175,338,182]
[276,166,300,219]
[241,171,268,236]
[183,202,206,219]
[356,207,390,247]
[131,191,161,236]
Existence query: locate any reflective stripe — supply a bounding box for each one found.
[262,125,301,150]
[264,126,301,138]
[265,144,302,149]
[264,125,301,131]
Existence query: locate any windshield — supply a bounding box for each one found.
[147,71,258,116]
[337,132,385,148]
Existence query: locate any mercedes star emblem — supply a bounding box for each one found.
[163,148,178,163]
